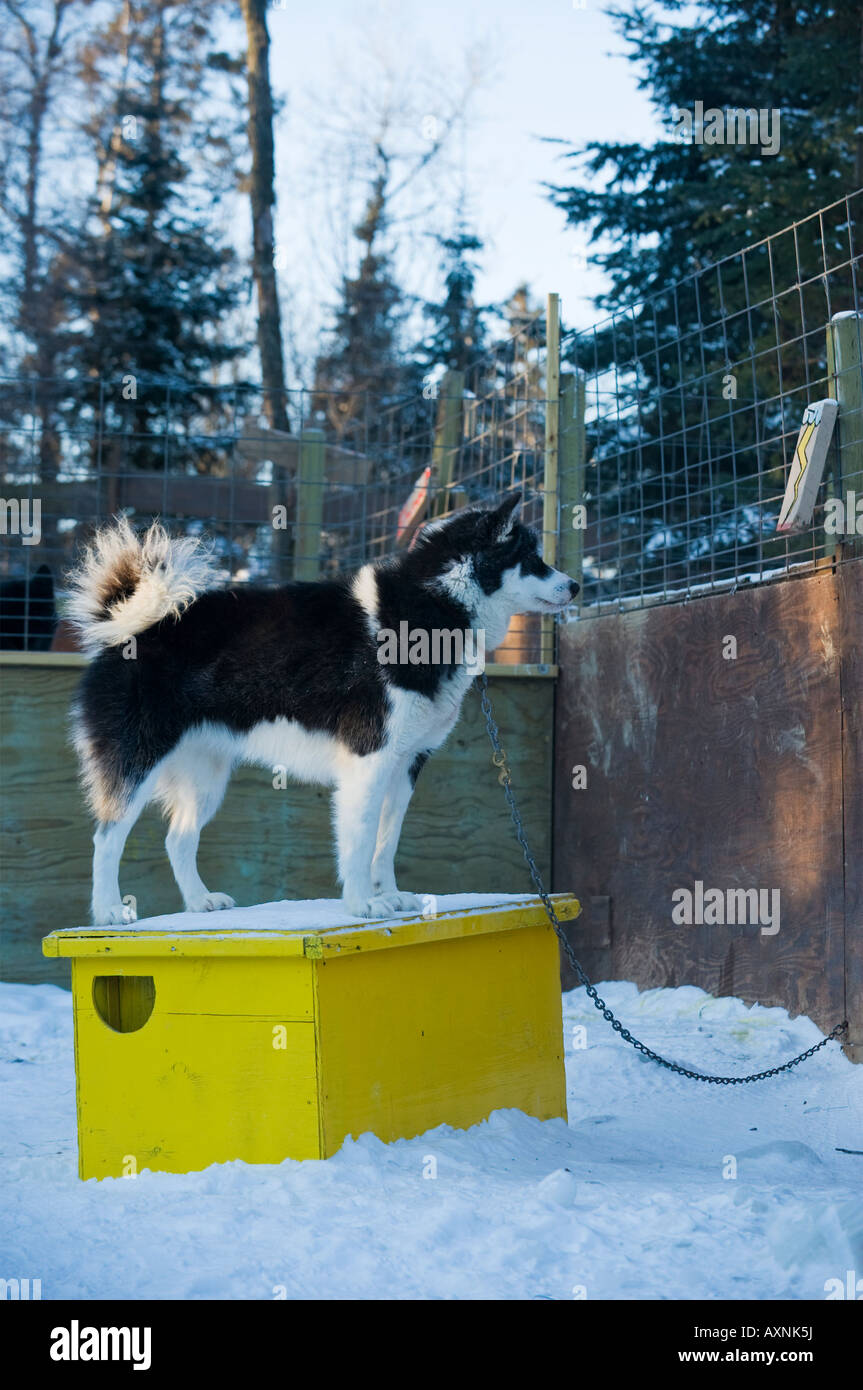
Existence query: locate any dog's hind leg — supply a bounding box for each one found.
[160,750,235,914]
[92,788,149,926]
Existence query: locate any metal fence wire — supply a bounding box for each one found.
[1,191,862,656]
[563,188,863,616]
[0,305,551,660]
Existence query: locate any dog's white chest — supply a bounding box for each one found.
[387,675,471,756]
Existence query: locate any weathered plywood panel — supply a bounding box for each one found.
[0,666,553,984]
[839,559,863,1060]
[554,568,850,1044]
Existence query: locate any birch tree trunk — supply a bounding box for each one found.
[240,0,289,433]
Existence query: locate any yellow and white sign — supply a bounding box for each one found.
[777,398,838,532]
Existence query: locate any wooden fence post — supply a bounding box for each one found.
[429,368,464,517]
[827,310,863,553]
[541,292,561,666]
[294,427,325,580]
[558,370,587,596]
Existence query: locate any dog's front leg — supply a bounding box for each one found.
[371,753,428,899]
[334,754,421,919]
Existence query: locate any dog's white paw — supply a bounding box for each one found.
[187,892,236,914]
[344,890,423,919]
[94,901,138,927]
[386,891,423,914]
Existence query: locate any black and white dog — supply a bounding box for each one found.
[67,495,578,925]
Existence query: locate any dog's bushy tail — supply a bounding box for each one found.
[65,517,218,655]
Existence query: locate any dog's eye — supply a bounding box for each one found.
[519,551,547,578]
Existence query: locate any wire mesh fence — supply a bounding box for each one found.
[0,309,552,659]
[562,189,863,617]
[2,190,862,656]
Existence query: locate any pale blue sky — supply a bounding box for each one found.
[263,0,665,348]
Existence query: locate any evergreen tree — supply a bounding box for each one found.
[312,168,410,437]
[0,0,90,546]
[66,0,245,468]
[418,227,488,374]
[546,0,862,601]
[548,0,860,310]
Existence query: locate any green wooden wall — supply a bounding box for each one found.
[0,657,554,984]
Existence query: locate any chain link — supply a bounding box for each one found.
[477,674,848,1084]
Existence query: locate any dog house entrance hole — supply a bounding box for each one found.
[93,975,156,1033]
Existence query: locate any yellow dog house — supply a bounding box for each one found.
[43,893,580,1180]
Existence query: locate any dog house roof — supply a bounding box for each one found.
[42,892,581,959]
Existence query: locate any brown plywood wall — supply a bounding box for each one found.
[0,665,554,985]
[554,560,863,1060]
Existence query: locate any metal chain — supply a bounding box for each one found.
[477,674,848,1084]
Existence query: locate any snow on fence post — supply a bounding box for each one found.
[827,310,863,553]
[294,427,326,580]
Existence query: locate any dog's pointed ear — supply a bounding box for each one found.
[489,491,522,540]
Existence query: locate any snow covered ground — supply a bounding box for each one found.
[2,969,862,1300]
